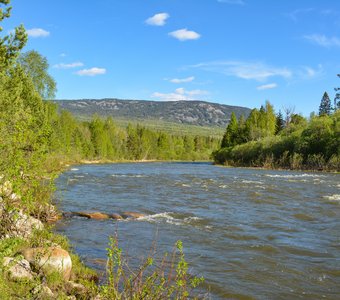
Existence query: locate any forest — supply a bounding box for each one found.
[213,93,340,171]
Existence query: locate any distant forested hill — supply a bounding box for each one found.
[55,99,251,128]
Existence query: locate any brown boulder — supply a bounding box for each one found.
[22,247,72,281]
[109,213,123,220]
[73,212,110,220]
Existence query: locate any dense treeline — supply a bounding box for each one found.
[47,108,219,162]
[214,97,340,171]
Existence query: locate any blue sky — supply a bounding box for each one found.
[4,0,340,115]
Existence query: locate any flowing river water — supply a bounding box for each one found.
[55,162,340,299]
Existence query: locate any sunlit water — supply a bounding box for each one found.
[55,162,340,299]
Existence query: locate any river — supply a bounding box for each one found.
[55,162,340,299]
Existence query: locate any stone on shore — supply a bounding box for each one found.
[3,257,34,281]
[4,210,44,239]
[22,247,72,281]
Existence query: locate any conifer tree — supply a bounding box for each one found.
[319,92,332,116]
[335,74,340,111]
[275,110,285,134]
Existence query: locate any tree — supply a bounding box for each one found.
[18,50,57,99]
[275,110,285,134]
[221,112,238,148]
[0,0,27,70]
[335,74,340,111]
[319,92,332,116]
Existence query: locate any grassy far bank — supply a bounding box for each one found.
[213,101,340,172]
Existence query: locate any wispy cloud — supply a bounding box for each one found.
[287,8,314,22]
[152,88,209,101]
[146,13,169,26]
[298,65,323,79]
[26,28,50,38]
[304,34,340,48]
[190,60,292,82]
[257,83,278,90]
[53,62,84,69]
[169,29,201,41]
[169,76,195,83]
[76,67,106,76]
[60,53,67,57]
[217,0,245,5]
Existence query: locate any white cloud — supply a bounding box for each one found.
[257,83,278,90]
[60,53,67,57]
[76,67,106,76]
[191,60,292,82]
[169,76,195,83]
[146,13,169,26]
[218,0,245,5]
[26,28,50,38]
[304,34,340,47]
[169,29,201,41]
[53,62,84,69]
[152,88,209,101]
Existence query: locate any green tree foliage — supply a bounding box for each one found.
[18,50,57,99]
[214,105,340,171]
[0,0,27,70]
[221,101,277,147]
[319,91,332,116]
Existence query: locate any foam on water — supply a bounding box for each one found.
[71,168,79,171]
[137,212,206,228]
[265,174,326,179]
[111,174,146,178]
[323,194,340,201]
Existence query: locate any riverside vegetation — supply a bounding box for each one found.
[213,94,340,171]
[0,1,208,298]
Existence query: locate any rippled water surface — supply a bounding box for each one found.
[55,162,340,299]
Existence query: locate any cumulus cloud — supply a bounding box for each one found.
[169,76,195,83]
[218,0,245,5]
[53,62,84,69]
[169,29,201,41]
[26,28,50,38]
[304,34,340,48]
[146,13,169,26]
[76,67,106,76]
[190,60,292,81]
[256,83,278,90]
[152,88,209,101]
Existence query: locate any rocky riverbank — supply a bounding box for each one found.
[0,177,100,299]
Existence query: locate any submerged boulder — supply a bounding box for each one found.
[22,247,72,281]
[73,212,110,220]
[109,213,123,220]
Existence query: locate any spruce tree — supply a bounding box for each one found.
[335,74,340,111]
[275,110,285,134]
[319,92,332,116]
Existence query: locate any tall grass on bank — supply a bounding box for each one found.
[100,237,205,300]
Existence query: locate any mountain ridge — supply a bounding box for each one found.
[55,98,251,128]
